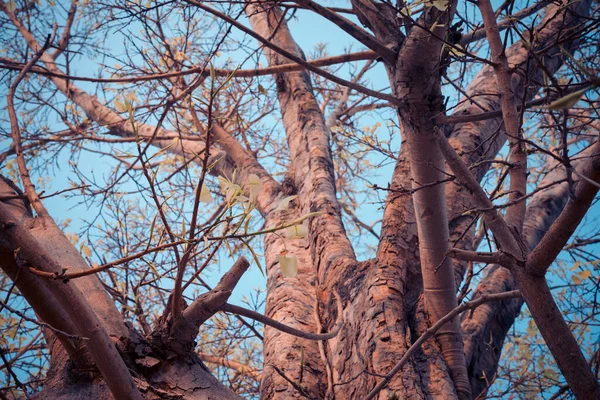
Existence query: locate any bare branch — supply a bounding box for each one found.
[527,138,600,276]
[186,0,400,105]
[220,292,343,341]
[436,130,524,262]
[0,51,378,83]
[0,203,142,400]
[292,0,397,62]
[447,248,505,265]
[478,0,527,232]
[197,352,261,380]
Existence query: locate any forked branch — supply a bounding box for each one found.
[364,291,522,400]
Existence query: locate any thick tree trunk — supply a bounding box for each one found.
[248,4,459,399]
[246,1,596,399]
[2,0,597,398]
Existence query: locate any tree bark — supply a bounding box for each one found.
[2,0,598,398]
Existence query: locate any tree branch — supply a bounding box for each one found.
[478,0,527,232]
[446,248,506,265]
[0,51,378,83]
[436,130,524,262]
[292,0,397,62]
[0,202,142,400]
[219,292,343,341]
[186,0,400,105]
[197,352,261,380]
[168,258,251,355]
[527,138,600,276]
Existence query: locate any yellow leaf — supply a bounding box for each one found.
[579,270,592,280]
[5,1,16,13]
[572,275,582,285]
[81,244,92,258]
[114,99,129,113]
[199,183,212,203]
[284,224,308,240]
[278,253,298,278]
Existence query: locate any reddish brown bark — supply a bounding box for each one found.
[1,0,598,398]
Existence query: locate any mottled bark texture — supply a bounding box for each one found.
[392,3,472,397]
[247,5,358,398]
[246,1,598,399]
[2,0,599,398]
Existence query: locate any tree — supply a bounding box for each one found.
[0,0,599,398]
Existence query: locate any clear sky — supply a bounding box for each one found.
[2,1,598,396]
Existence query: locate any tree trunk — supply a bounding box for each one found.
[1,0,598,398]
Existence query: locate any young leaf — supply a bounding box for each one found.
[430,0,448,11]
[200,183,213,203]
[146,213,158,250]
[241,238,264,277]
[579,270,592,280]
[544,88,589,110]
[275,195,297,212]
[278,253,298,278]
[218,176,242,202]
[81,244,92,258]
[247,174,262,202]
[114,99,128,113]
[5,1,16,13]
[284,224,308,240]
[125,91,138,102]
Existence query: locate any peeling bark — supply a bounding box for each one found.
[2,0,598,398]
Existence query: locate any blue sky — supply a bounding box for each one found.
[2,1,598,396]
